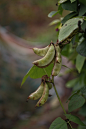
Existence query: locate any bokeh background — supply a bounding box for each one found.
[0,1,73,129]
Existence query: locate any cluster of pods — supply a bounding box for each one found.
[27,75,52,107]
[27,42,62,107]
[33,42,62,76]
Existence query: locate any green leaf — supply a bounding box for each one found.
[62,1,77,12]
[58,0,68,4]
[71,35,76,45]
[58,18,83,42]
[79,103,86,116]
[68,94,85,112]
[79,3,86,16]
[48,11,58,18]
[76,40,86,57]
[76,54,85,73]
[79,0,86,7]
[21,63,54,86]
[70,0,76,3]
[49,19,60,26]
[80,86,86,96]
[61,12,78,24]
[49,117,67,129]
[66,78,78,88]
[65,114,86,126]
[58,4,63,15]
[61,44,70,57]
[66,90,80,102]
[81,21,86,31]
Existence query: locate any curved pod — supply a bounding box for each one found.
[33,43,55,67]
[27,82,44,100]
[35,83,49,107]
[55,45,61,63]
[47,82,52,89]
[52,45,62,76]
[52,59,62,76]
[33,45,49,56]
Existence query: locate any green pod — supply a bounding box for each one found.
[47,82,52,89]
[35,83,49,107]
[33,43,55,68]
[52,45,62,76]
[33,45,49,56]
[55,45,61,63]
[52,59,62,76]
[27,82,44,100]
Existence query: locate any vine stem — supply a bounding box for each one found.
[68,121,73,129]
[52,76,73,129]
[52,76,66,114]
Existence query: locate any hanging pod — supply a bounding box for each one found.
[52,45,62,76]
[26,82,44,101]
[35,82,49,107]
[33,43,55,68]
[42,75,52,90]
[33,45,49,56]
[47,82,52,89]
[55,45,61,63]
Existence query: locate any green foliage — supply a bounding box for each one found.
[58,0,68,4]
[48,11,58,18]
[61,1,77,12]
[49,117,67,129]
[68,94,85,112]
[76,40,86,57]
[79,0,86,6]
[79,103,86,116]
[70,0,76,3]
[79,3,86,16]
[21,63,54,85]
[58,18,83,42]
[65,114,85,126]
[61,12,78,24]
[76,54,85,73]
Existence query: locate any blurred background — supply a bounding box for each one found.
[0,0,73,129]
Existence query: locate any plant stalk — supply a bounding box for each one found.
[52,76,66,114]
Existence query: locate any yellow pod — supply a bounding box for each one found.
[27,82,44,100]
[35,82,49,107]
[33,43,55,68]
[33,45,49,56]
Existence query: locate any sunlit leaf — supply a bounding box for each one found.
[49,19,60,26]
[58,18,83,42]
[58,0,68,4]
[48,11,58,18]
